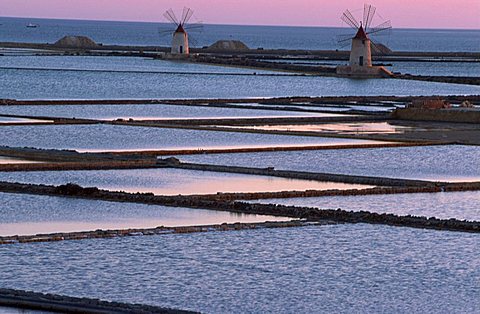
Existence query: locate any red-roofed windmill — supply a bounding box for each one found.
[336,4,393,77]
[161,7,202,55]
[338,4,392,65]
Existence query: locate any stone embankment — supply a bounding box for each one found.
[393,108,480,124]
[0,160,157,172]
[158,160,436,187]
[186,55,337,75]
[107,141,443,157]
[0,182,479,235]
[0,288,195,313]
[0,221,307,245]
[1,95,478,107]
[396,74,480,86]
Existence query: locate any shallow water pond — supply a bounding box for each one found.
[1,224,478,313]
[0,192,290,236]
[0,168,374,196]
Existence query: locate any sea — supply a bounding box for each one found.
[1,16,479,52]
[0,17,479,100]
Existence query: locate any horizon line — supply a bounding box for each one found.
[1,15,479,31]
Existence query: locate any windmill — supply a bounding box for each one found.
[161,7,203,55]
[336,4,393,78]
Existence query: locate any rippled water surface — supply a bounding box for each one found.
[1,225,479,313]
[0,168,373,196]
[0,55,275,74]
[250,191,480,221]
[1,17,479,52]
[0,192,289,236]
[180,145,480,182]
[0,104,337,120]
[3,67,479,100]
[0,124,384,152]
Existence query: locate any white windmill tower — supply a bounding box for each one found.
[163,8,201,55]
[336,4,393,78]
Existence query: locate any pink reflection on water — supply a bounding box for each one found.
[1,215,293,236]
[0,156,43,164]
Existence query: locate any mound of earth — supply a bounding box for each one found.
[207,40,249,51]
[54,36,98,48]
[372,43,393,54]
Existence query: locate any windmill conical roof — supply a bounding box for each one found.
[175,24,186,33]
[353,25,368,40]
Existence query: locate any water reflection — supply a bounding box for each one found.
[0,156,42,164]
[0,168,374,196]
[0,192,292,236]
[224,122,416,134]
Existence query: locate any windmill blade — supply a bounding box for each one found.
[158,28,176,37]
[341,9,360,29]
[363,4,376,30]
[184,23,204,34]
[336,33,354,44]
[163,9,179,25]
[188,35,200,48]
[182,7,194,25]
[367,20,392,36]
[338,40,351,49]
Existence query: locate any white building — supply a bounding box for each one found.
[349,26,372,67]
[171,24,189,55]
[337,25,392,78]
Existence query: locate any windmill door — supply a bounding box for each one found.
[359,56,364,66]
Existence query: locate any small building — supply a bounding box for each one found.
[171,24,189,55]
[336,25,393,78]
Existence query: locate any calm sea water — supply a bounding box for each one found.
[1,225,479,313]
[0,16,479,52]
[2,64,479,100]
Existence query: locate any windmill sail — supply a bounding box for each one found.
[160,7,202,54]
[337,4,392,55]
[341,9,360,29]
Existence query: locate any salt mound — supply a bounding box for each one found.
[372,43,393,54]
[208,40,249,51]
[54,36,98,48]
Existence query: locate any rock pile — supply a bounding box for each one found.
[54,36,98,48]
[207,40,249,51]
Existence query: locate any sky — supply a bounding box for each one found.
[1,0,479,29]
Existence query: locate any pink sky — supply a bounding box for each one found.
[2,0,479,29]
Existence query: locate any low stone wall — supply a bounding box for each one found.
[393,108,480,123]
[106,141,442,157]
[163,161,436,187]
[397,74,480,86]
[0,160,157,172]
[1,95,478,107]
[0,182,479,235]
[0,221,307,245]
[0,288,195,313]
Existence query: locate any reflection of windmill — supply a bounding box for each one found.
[336,4,393,78]
[161,7,203,55]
